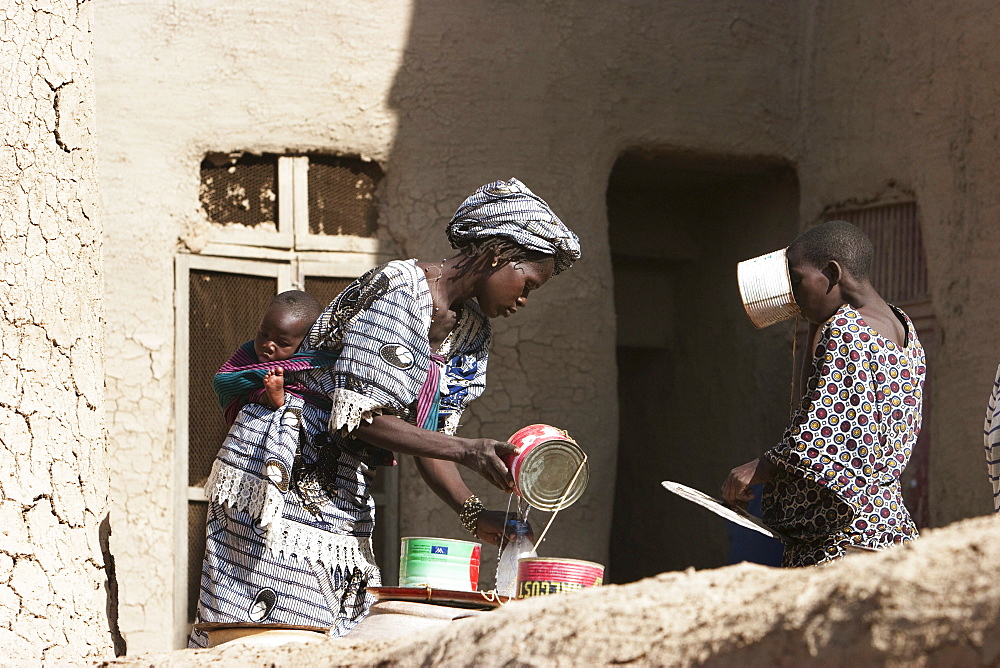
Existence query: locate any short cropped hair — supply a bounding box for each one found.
[269,290,322,324]
[787,220,874,280]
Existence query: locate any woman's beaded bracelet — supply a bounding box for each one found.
[459,495,485,535]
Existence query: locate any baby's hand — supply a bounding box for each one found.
[263,367,285,408]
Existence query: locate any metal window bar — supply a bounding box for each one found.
[829,201,927,304]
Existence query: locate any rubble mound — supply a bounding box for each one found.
[102,514,1000,667]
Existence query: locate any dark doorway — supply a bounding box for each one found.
[607,152,800,583]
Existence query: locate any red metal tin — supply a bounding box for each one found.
[503,424,589,511]
[515,557,605,599]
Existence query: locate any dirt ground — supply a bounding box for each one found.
[100,513,1000,667]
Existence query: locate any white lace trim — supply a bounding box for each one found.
[329,388,386,435]
[205,459,286,533]
[266,518,378,573]
[206,459,378,574]
[443,411,462,435]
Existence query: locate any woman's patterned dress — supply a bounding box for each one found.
[190,260,491,645]
[762,304,926,567]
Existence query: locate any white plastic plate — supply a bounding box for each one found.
[660,480,787,542]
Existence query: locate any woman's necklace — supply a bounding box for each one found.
[422,259,447,323]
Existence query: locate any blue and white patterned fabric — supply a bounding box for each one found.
[190,397,380,646]
[190,260,491,646]
[446,178,581,274]
[985,363,1000,512]
[300,259,491,437]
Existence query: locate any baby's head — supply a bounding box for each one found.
[254,290,322,363]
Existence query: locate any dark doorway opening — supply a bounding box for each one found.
[607,152,800,583]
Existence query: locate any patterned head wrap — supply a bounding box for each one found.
[446,178,582,274]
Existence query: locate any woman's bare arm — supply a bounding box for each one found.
[413,456,473,512]
[354,415,516,491]
[412,455,522,547]
[356,416,521,546]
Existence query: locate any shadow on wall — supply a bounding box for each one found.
[100,513,127,656]
[606,151,799,582]
[382,2,648,571]
[383,3,608,242]
[382,1,804,577]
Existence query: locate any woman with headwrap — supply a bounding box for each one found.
[191,178,581,643]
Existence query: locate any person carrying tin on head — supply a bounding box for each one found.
[722,221,926,567]
[190,177,581,645]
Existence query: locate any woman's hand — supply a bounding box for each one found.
[474,511,533,547]
[722,457,777,506]
[460,439,518,492]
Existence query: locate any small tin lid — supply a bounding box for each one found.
[737,247,799,329]
[517,440,589,511]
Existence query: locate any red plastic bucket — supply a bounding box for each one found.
[515,557,604,599]
[503,424,589,511]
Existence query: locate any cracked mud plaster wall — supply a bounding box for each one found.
[379,0,804,586]
[92,0,410,652]
[93,0,806,651]
[798,2,1000,524]
[93,0,1000,653]
[1,0,115,664]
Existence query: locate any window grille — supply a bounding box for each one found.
[187,269,277,486]
[307,156,382,238]
[824,199,934,528]
[303,276,355,311]
[198,153,383,253]
[828,201,927,304]
[199,153,278,230]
